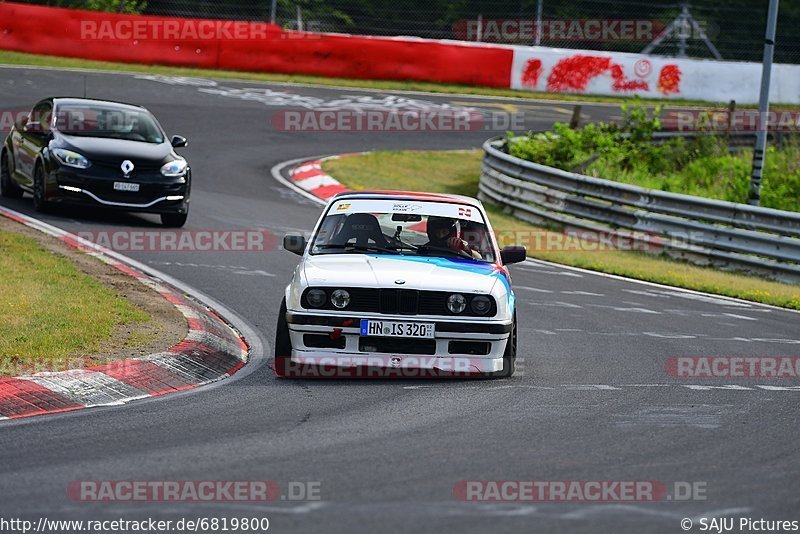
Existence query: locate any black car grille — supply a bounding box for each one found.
[302,287,496,317]
[91,159,164,172]
[380,289,419,315]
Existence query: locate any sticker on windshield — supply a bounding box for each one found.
[392,203,422,213]
[329,199,484,223]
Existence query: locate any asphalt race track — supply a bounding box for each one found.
[1,66,799,533]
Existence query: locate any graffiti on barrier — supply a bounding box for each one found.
[518,53,682,95]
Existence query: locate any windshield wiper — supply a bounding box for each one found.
[387,242,418,252]
[316,244,402,255]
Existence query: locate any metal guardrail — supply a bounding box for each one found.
[479,136,800,284]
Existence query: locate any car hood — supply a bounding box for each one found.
[302,254,502,294]
[57,134,175,166]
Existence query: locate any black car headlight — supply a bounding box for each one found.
[470,295,492,315]
[447,293,467,314]
[306,289,327,308]
[330,289,350,309]
[52,148,90,169]
[161,158,187,177]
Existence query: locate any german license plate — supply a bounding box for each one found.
[360,320,435,338]
[113,182,140,192]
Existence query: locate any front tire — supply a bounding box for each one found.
[32,164,50,212]
[1,150,23,199]
[491,317,517,378]
[273,298,294,378]
[161,212,188,227]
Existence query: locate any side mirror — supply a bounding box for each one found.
[171,135,188,148]
[500,245,527,265]
[23,121,43,134]
[284,234,307,256]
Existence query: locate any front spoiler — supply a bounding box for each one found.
[53,185,188,214]
[276,352,504,378]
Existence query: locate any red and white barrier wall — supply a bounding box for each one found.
[510,47,800,104]
[0,2,511,88]
[1,2,799,104]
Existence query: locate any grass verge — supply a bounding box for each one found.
[0,49,783,109]
[323,150,800,310]
[0,219,182,375]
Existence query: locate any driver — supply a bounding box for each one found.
[424,216,482,260]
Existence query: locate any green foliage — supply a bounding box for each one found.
[50,0,147,14]
[507,98,800,212]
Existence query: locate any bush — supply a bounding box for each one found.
[506,98,799,213]
[51,0,148,14]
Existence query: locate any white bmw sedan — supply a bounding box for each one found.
[275,191,527,378]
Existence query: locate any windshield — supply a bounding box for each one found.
[311,198,496,263]
[54,104,165,143]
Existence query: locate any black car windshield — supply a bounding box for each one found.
[310,198,496,263]
[54,104,165,143]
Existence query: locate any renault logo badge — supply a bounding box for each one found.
[121,160,134,177]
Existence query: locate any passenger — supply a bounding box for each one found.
[423,216,482,260]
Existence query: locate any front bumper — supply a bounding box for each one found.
[284,312,511,376]
[49,168,189,214]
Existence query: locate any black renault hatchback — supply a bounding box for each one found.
[1,97,191,227]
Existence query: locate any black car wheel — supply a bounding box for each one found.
[273,298,294,378]
[161,212,188,228]
[490,316,517,378]
[0,150,23,199]
[32,164,50,212]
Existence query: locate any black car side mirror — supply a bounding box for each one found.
[171,135,188,148]
[500,245,527,265]
[284,234,307,256]
[23,121,43,134]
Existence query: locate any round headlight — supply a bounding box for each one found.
[331,289,350,309]
[470,295,492,315]
[306,289,327,308]
[447,293,467,314]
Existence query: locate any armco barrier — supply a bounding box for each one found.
[479,137,800,284]
[0,2,512,88]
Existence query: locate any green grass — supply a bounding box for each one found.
[323,150,800,310]
[0,229,151,361]
[0,49,788,108]
[588,144,800,212]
